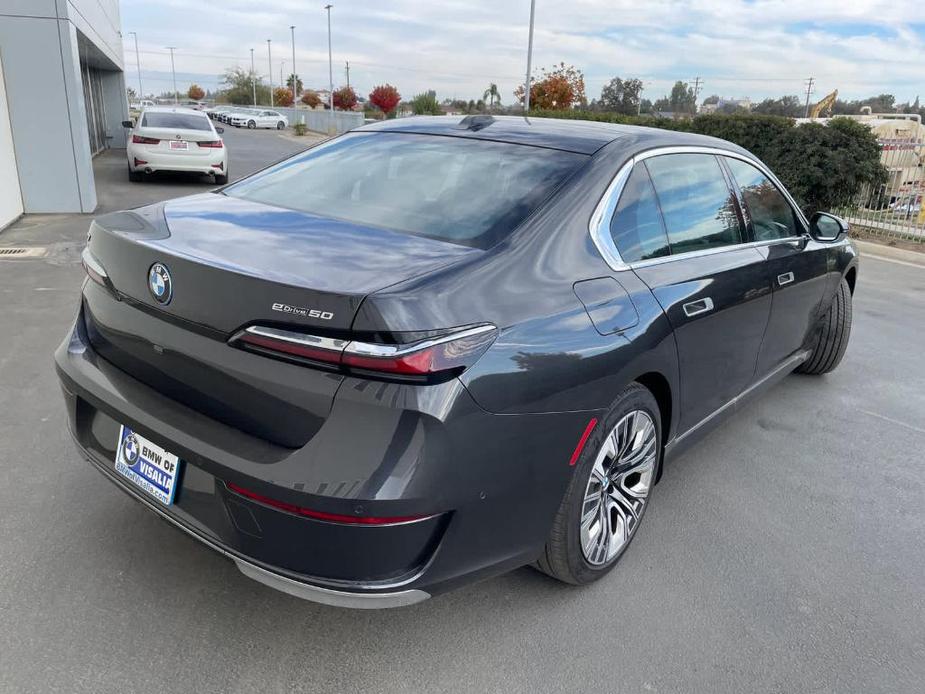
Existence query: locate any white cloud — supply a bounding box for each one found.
[121,0,925,103]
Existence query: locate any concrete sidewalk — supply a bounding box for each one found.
[853,238,925,268]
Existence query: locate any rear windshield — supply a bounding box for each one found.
[141,112,212,131]
[225,132,587,248]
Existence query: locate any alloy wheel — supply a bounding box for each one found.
[580,410,657,566]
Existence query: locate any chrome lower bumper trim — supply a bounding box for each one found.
[234,561,429,609]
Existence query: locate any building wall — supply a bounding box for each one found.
[0,1,126,214]
[0,51,24,229]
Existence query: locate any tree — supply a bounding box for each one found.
[482,83,500,110]
[599,77,644,115]
[411,90,441,115]
[126,86,137,100]
[514,63,585,110]
[332,86,358,111]
[669,81,696,114]
[369,84,401,117]
[702,94,720,106]
[286,74,303,94]
[187,84,205,100]
[220,67,270,105]
[274,87,294,107]
[301,90,322,108]
[752,95,802,118]
[638,98,654,115]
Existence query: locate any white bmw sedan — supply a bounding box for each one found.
[123,107,228,183]
[232,109,289,130]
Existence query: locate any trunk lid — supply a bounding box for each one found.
[82,193,479,447]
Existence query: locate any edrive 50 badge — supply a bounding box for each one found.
[148,262,173,304]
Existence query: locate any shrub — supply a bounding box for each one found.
[333,86,358,111]
[410,90,441,115]
[292,122,307,136]
[274,87,294,107]
[301,90,322,108]
[527,110,887,213]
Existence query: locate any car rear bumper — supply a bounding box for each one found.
[127,147,225,174]
[55,307,594,606]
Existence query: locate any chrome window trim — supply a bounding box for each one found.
[589,145,809,272]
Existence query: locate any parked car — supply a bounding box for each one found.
[58,115,857,608]
[205,105,233,120]
[122,106,228,184]
[233,109,289,130]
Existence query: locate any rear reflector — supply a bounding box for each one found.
[132,134,160,144]
[226,483,433,525]
[569,418,598,466]
[237,324,497,378]
[133,158,148,167]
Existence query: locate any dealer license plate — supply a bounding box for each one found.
[114,426,181,505]
[169,140,188,150]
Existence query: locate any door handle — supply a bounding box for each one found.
[682,297,714,317]
[777,271,795,286]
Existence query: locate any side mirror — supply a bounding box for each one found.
[121,120,134,128]
[215,127,224,134]
[809,212,848,242]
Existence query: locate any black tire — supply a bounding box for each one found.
[214,172,228,185]
[535,382,662,585]
[797,277,852,375]
[128,167,142,182]
[247,120,256,129]
[277,121,285,130]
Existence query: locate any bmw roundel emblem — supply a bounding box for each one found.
[148,263,172,304]
[121,433,140,465]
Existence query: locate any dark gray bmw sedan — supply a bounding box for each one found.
[56,115,857,607]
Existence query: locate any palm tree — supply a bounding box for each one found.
[482,83,500,110]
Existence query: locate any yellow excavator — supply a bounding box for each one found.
[809,89,838,118]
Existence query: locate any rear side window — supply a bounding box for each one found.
[724,158,800,241]
[225,132,587,249]
[141,112,212,131]
[644,153,743,254]
[610,165,670,262]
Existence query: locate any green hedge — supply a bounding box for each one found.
[528,110,887,214]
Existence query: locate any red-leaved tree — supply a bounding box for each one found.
[301,90,321,108]
[369,84,401,117]
[187,84,205,100]
[274,87,294,107]
[333,86,358,111]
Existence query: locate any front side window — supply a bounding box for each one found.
[644,153,743,254]
[226,132,587,249]
[724,158,800,241]
[141,112,212,131]
[610,165,670,263]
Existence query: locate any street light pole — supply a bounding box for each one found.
[325,5,334,134]
[290,25,298,103]
[250,48,257,106]
[166,46,178,104]
[267,39,273,107]
[129,32,143,100]
[523,0,536,113]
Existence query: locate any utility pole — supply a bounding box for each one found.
[290,25,298,102]
[129,32,143,100]
[325,4,334,134]
[250,48,257,106]
[280,60,286,92]
[267,40,273,107]
[804,77,816,117]
[345,60,350,89]
[165,47,178,104]
[523,0,536,113]
[691,76,702,114]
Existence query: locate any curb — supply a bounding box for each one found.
[853,239,925,268]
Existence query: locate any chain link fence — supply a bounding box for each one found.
[836,136,925,242]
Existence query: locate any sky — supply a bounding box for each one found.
[120,0,925,105]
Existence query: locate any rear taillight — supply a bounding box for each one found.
[226,483,434,525]
[198,140,223,148]
[236,324,497,379]
[132,134,160,144]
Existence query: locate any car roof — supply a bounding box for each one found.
[356,115,748,157]
[142,106,208,116]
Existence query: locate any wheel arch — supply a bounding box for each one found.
[844,265,857,294]
[632,371,673,482]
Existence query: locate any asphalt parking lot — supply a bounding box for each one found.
[1,127,923,693]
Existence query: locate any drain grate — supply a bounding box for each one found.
[0,247,47,258]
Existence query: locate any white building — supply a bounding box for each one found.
[0,1,128,227]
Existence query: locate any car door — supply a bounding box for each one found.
[722,156,829,376]
[614,153,772,433]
